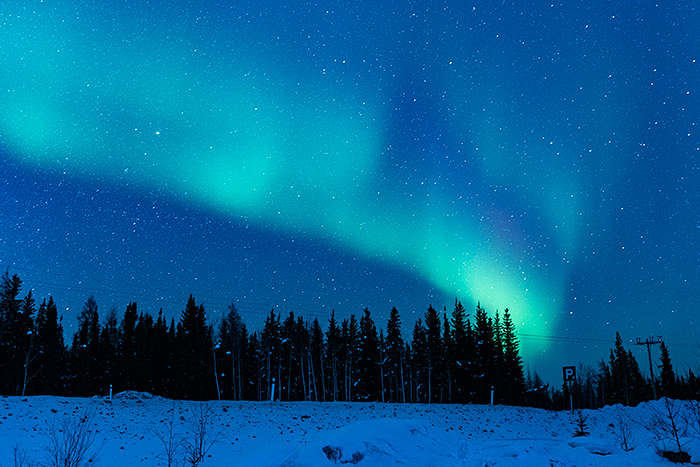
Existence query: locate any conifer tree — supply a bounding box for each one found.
[217,302,245,400]
[248,331,263,400]
[134,312,155,392]
[310,318,325,401]
[325,311,341,401]
[0,271,23,394]
[492,310,504,402]
[152,309,171,396]
[0,270,22,345]
[120,302,138,390]
[379,330,386,402]
[69,295,100,396]
[424,305,442,403]
[357,308,380,401]
[442,311,453,403]
[295,316,309,400]
[473,302,495,403]
[659,341,676,399]
[261,309,281,401]
[340,315,360,401]
[175,295,214,400]
[411,318,427,402]
[609,332,646,406]
[18,291,38,396]
[385,307,404,403]
[98,306,120,394]
[281,311,298,401]
[35,297,65,395]
[450,299,469,403]
[501,308,525,405]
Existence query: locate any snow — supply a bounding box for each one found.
[0,393,695,466]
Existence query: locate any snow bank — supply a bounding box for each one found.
[0,396,695,466]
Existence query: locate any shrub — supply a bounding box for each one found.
[44,409,102,467]
[181,402,221,467]
[572,411,589,437]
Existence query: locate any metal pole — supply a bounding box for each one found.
[569,381,573,413]
[635,336,662,400]
[646,343,656,400]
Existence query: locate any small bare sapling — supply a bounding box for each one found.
[181,402,222,467]
[44,409,102,467]
[154,403,184,467]
[612,406,634,452]
[648,397,690,463]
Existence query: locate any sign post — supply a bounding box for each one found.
[563,366,576,413]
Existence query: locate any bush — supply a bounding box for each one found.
[181,403,221,467]
[648,398,689,462]
[45,409,102,467]
[612,406,634,452]
[154,403,184,467]
[572,411,589,437]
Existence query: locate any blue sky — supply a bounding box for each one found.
[2,1,699,383]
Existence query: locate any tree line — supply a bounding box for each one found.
[549,332,700,410]
[2,270,696,408]
[0,271,527,404]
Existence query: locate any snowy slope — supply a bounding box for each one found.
[0,392,697,466]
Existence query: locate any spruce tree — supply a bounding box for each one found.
[0,271,23,394]
[218,302,245,400]
[69,296,100,396]
[443,311,453,403]
[326,311,341,401]
[0,271,22,345]
[261,309,281,401]
[248,331,262,400]
[609,333,647,405]
[473,302,496,404]
[424,305,442,403]
[281,311,298,401]
[659,341,676,399]
[357,308,380,401]
[18,291,38,396]
[310,318,325,401]
[98,307,120,394]
[385,307,404,403]
[295,316,309,400]
[152,309,171,397]
[411,319,427,402]
[120,302,138,390]
[450,299,469,403]
[175,295,214,400]
[134,312,155,392]
[340,315,360,401]
[35,297,65,395]
[501,308,525,405]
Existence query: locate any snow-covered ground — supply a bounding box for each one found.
[1,392,698,466]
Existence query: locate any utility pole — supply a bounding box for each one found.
[635,336,663,400]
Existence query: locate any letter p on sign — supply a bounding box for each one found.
[563,366,576,382]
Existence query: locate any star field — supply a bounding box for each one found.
[1,1,699,383]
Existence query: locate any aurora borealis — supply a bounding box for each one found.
[2,1,699,382]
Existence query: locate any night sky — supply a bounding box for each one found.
[2,1,699,384]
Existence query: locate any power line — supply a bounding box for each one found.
[519,334,615,345]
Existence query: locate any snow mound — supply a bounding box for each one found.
[275,419,457,467]
[111,390,163,400]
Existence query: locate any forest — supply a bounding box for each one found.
[0,270,697,409]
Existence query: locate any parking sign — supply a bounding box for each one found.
[563,366,576,382]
